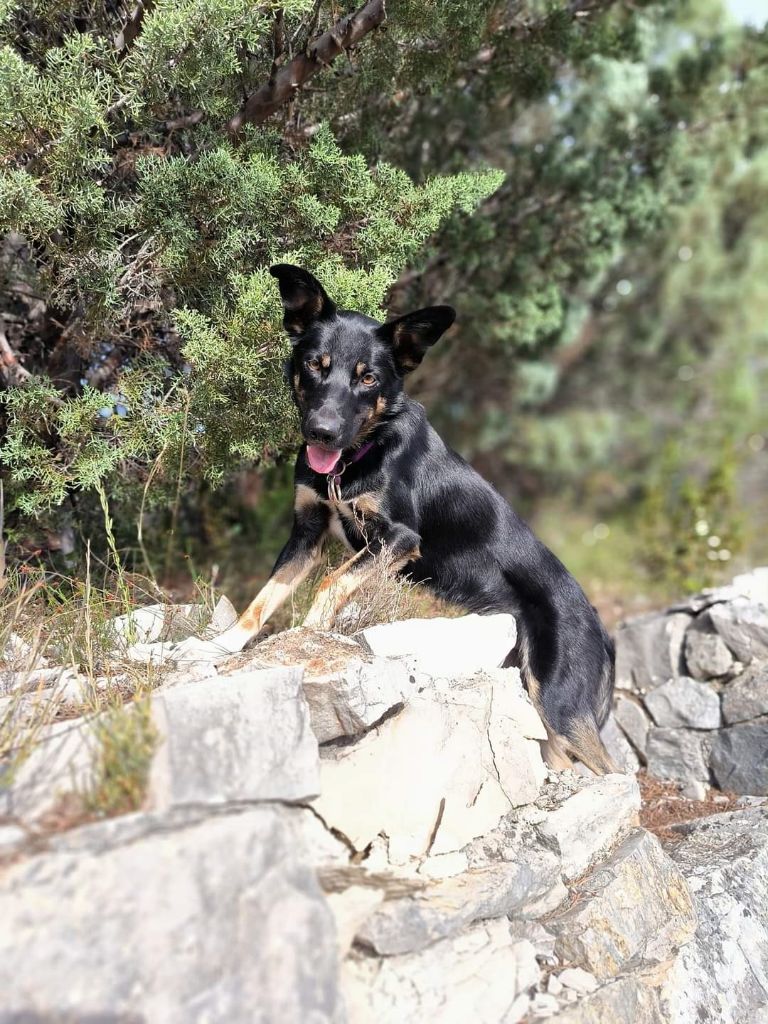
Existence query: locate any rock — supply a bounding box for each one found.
[681,779,707,801]
[645,728,709,785]
[708,597,768,664]
[359,613,516,676]
[535,774,640,881]
[669,567,768,615]
[108,602,202,646]
[326,886,385,958]
[548,829,695,980]
[684,614,734,679]
[709,719,768,795]
[613,694,650,757]
[721,663,768,724]
[0,664,80,698]
[600,714,640,773]
[0,718,97,825]
[615,611,691,691]
[355,844,560,955]
[509,919,556,958]
[314,669,546,864]
[149,667,319,810]
[643,676,721,730]
[0,824,26,856]
[225,629,412,743]
[548,972,564,996]
[663,807,768,1024]
[547,969,667,1023]
[530,992,560,1016]
[206,594,238,634]
[558,967,598,995]
[0,806,344,1023]
[342,919,540,1024]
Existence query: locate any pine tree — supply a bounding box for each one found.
[0,1,501,538]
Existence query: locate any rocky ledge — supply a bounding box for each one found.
[1,606,767,1022]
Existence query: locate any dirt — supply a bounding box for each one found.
[638,770,742,843]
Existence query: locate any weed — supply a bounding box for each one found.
[83,695,157,818]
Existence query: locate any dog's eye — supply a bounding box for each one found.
[306,357,321,371]
[361,373,377,387]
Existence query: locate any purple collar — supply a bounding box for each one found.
[346,440,375,465]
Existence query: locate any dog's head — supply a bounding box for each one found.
[271,264,455,474]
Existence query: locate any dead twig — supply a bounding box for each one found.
[0,320,32,386]
[228,0,387,135]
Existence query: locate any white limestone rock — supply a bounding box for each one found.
[314,668,546,864]
[359,612,517,676]
[535,774,641,881]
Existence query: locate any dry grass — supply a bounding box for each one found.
[0,561,198,818]
[638,770,741,843]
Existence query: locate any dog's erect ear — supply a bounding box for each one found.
[270,264,336,340]
[378,306,456,374]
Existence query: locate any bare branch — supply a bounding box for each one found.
[228,0,387,136]
[0,321,32,387]
[114,0,155,56]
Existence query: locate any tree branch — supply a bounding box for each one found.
[228,0,387,136]
[0,321,32,387]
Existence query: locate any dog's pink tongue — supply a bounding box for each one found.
[306,445,342,474]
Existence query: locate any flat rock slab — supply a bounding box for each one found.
[535,774,640,881]
[314,668,546,864]
[0,806,344,1024]
[644,676,721,730]
[547,829,695,979]
[615,611,691,691]
[359,613,517,676]
[355,843,560,955]
[221,629,412,743]
[149,666,319,809]
[708,719,768,795]
[343,919,539,1024]
[664,807,768,1024]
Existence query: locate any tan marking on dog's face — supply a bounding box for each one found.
[320,353,331,369]
[355,361,366,378]
[375,396,387,416]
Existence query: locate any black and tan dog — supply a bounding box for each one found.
[148,264,616,774]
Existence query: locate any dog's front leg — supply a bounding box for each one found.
[303,523,420,630]
[129,487,329,664]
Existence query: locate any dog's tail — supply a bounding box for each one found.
[514,632,618,776]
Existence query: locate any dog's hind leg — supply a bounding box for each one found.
[562,717,618,776]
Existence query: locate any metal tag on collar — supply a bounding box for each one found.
[327,460,347,503]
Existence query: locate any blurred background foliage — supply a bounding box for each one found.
[1,0,766,620]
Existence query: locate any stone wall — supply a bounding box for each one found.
[609,567,768,797]
[1,606,767,1022]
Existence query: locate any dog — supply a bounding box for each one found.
[148,264,617,774]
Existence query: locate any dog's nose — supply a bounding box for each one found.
[306,414,342,447]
